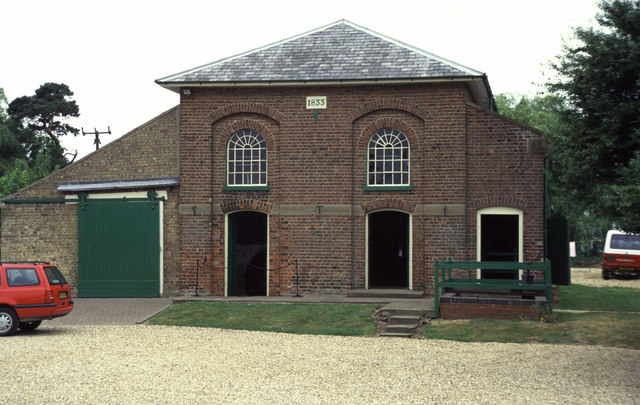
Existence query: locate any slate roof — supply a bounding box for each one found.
[157,20,486,85]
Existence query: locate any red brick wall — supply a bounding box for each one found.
[440,301,538,320]
[466,104,546,264]
[178,83,545,296]
[0,82,545,298]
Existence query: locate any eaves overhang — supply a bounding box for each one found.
[158,75,494,109]
[158,75,483,89]
[57,177,180,193]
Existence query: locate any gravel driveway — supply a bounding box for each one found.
[571,267,640,288]
[3,268,638,404]
[2,325,639,404]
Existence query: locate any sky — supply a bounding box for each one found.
[1,0,601,159]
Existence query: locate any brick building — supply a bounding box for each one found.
[0,21,545,297]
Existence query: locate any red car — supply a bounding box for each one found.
[0,262,74,336]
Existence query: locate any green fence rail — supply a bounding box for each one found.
[433,259,553,318]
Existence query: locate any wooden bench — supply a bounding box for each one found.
[433,259,553,318]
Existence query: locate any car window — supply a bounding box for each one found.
[6,268,40,286]
[44,266,68,285]
[611,234,640,251]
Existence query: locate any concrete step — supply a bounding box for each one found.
[381,308,434,317]
[347,289,425,299]
[379,331,415,338]
[388,314,423,325]
[384,323,418,334]
[377,300,434,318]
[375,299,433,338]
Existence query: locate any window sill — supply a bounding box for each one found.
[364,185,412,191]
[224,185,270,191]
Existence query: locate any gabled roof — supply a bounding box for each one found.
[156,20,493,107]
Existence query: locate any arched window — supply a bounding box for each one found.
[227,129,267,186]
[367,128,409,186]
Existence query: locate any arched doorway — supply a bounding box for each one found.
[367,211,410,288]
[226,211,268,296]
[477,207,523,279]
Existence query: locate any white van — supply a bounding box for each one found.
[602,230,640,279]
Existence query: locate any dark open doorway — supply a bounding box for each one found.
[480,214,519,279]
[368,211,409,288]
[227,211,267,296]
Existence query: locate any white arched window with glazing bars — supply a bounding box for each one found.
[367,128,409,187]
[227,129,267,186]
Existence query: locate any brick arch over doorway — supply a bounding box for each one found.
[220,200,272,214]
[362,198,416,213]
[473,196,528,211]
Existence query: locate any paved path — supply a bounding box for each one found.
[46,295,431,326]
[48,298,172,326]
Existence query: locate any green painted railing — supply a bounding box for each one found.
[433,259,553,317]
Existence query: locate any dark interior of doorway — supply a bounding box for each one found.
[480,214,519,279]
[228,211,267,296]
[369,211,409,288]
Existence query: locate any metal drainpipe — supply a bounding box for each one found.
[350,123,356,289]
[544,155,550,260]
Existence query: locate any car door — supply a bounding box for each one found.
[5,267,45,318]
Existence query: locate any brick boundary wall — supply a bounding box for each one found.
[439,294,548,320]
[0,107,181,295]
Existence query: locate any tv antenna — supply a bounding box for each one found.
[81,127,111,150]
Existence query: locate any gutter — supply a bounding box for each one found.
[1,197,166,204]
[157,76,487,90]
[1,198,72,204]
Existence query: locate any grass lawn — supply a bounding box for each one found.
[555,284,640,312]
[423,284,640,349]
[148,302,379,336]
[423,312,640,349]
[147,284,640,349]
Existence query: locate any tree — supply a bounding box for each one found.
[546,0,640,232]
[494,93,565,136]
[0,88,28,174]
[8,82,79,148]
[7,82,78,171]
[0,156,53,197]
[0,84,78,197]
[496,93,610,256]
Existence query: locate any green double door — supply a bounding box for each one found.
[78,200,160,297]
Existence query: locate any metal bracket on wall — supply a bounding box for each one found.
[147,190,159,209]
[78,192,88,211]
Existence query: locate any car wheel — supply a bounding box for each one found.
[602,269,610,280]
[19,320,42,331]
[0,308,19,336]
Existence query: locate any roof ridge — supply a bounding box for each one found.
[157,20,348,83]
[156,20,484,84]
